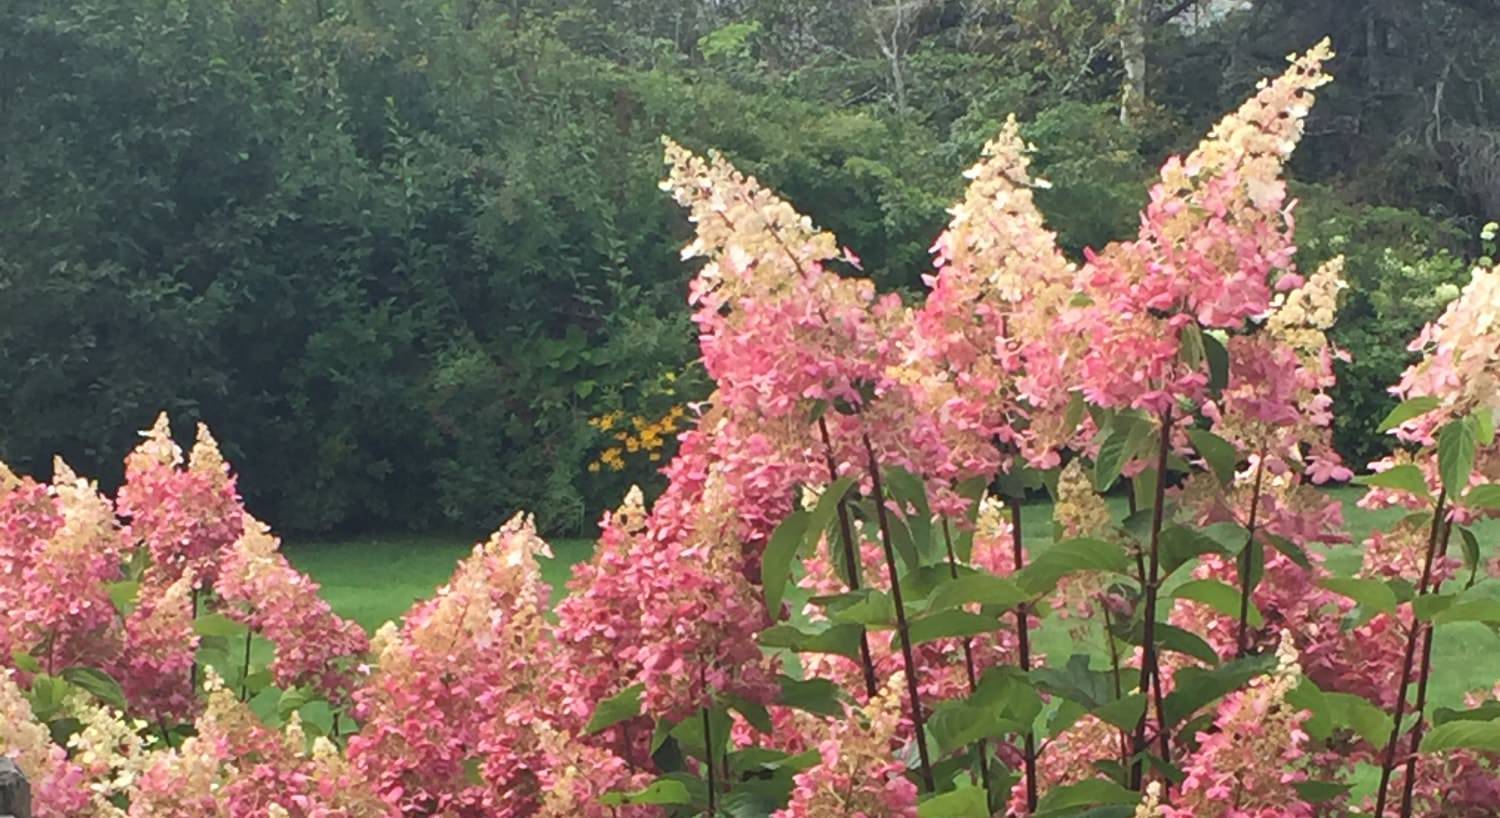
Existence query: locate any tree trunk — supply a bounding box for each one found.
[1118,0,1148,126]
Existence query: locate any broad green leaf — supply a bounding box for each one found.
[599,779,693,806]
[586,683,644,734]
[1033,779,1138,814]
[1173,579,1263,627]
[1319,578,1397,624]
[1093,693,1147,730]
[1476,408,1497,447]
[821,589,896,627]
[1152,623,1221,666]
[1421,720,1500,753]
[918,786,990,817]
[1018,538,1131,596]
[194,613,249,638]
[1378,396,1441,432]
[1161,654,1276,727]
[1322,692,1393,746]
[106,580,140,616]
[725,694,772,735]
[1094,426,1133,492]
[1465,484,1500,510]
[1204,331,1229,394]
[1294,781,1353,804]
[10,651,41,674]
[1262,533,1313,571]
[926,702,1021,756]
[1031,655,1120,710]
[806,476,857,554]
[1438,418,1478,498]
[904,610,998,646]
[61,667,128,711]
[759,623,865,659]
[777,676,844,717]
[1187,429,1239,485]
[1434,701,1500,726]
[278,687,316,721]
[971,665,1045,725]
[886,466,934,562]
[1412,593,1458,621]
[1160,524,1236,578]
[926,573,1029,614]
[1353,465,1433,501]
[1433,599,1500,625]
[1288,678,1333,741]
[762,510,810,618]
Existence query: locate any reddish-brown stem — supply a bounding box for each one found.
[1010,499,1039,812]
[238,627,254,701]
[1373,491,1449,818]
[862,432,936,792]
[702,704,717,815]
[1131,407,1174,792]
[1101,594,1132,768]
[942,519,991,797]
[1398,518,1454,818]
[818,416,880,699]
[1236,449,1268,657]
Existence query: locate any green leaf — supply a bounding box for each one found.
[1421,720,1500,753]
[1186,429,1239,485]
[1465,484,1500,510]
[61,667,128,711]
[926,702,1020,756]
[1159,524,1237,578]
[106,580,140,616]
[807,476,857,552]
[918,786,991,817]
[904,611,998,646]
[1031,655,1120,710]
[1161,654,1276,727]
[762,510,810,618]
[1093,693,1147,731]
[1378,396,1441,432]
[1173,579,1262,627]
[1094,426,1133,492]
[1033,779,1138,814]
[1412,593,1458,621]
[1475,408,1496,447]
[886,466,934,562]
[599,779,693,806]
[726,694,772,735]
[278,687,316,721]
[1262,533,1313,571]
[10,651,41,674]
[194,613,249,638]
[1152,623,1221,666]
[777,676,844,717]
[926,573,1029,614]
[1204,331,1229,394]
[1354,465,1433,501]
[586,683,644,734]
[759,623,865,659]
[1294,780,1353,804]
[819,589,895,626]
[1319,578,1397,624]
[1438,418,1478,498]
[1322,692,1394,746]
[1018,538,1131,596]
[1433,599,1500,625]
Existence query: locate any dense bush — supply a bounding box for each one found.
[8,43,1500,818]
[3,0,1494,535]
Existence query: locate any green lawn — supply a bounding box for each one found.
[283,488,1500,717]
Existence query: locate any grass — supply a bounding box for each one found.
[283,487,1500,720]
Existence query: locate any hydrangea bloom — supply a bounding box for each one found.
[116,570,200,722]
[215,516,368,705]
[772,673,918,818]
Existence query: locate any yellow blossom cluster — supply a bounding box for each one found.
[66,696,156,816]
[588,404,688,472]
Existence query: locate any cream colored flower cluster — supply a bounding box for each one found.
[1267,256,1348,355]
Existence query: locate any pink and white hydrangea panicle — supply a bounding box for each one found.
[1136,781,1167,818]
[1134,39,1334,329]
[132,669,392,818]
[772,672,919,818]
[116,569,200,723]
[215,515,368,705]
[1011,714,1124,815]
[918,116,1083,470]
[117,415,245,588]
[65,694,157,817]
[1167,631,1317,818]
[0,668,91,816]
[4,458,127,674]
[1389,263,1500,445]
[349,513,556,816]
[523,722,656,818]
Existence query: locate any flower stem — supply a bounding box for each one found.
[702,704,717,816]
[238,627,253,701]
[942,519,990,799]
[818,416,880,699]
[1373,490,1448,818]
[1398,517,1454,818]
[1010,499,1039,813]
[1131,407,1174,793]
[862,431,936,792]
[1236,449,1268,658]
